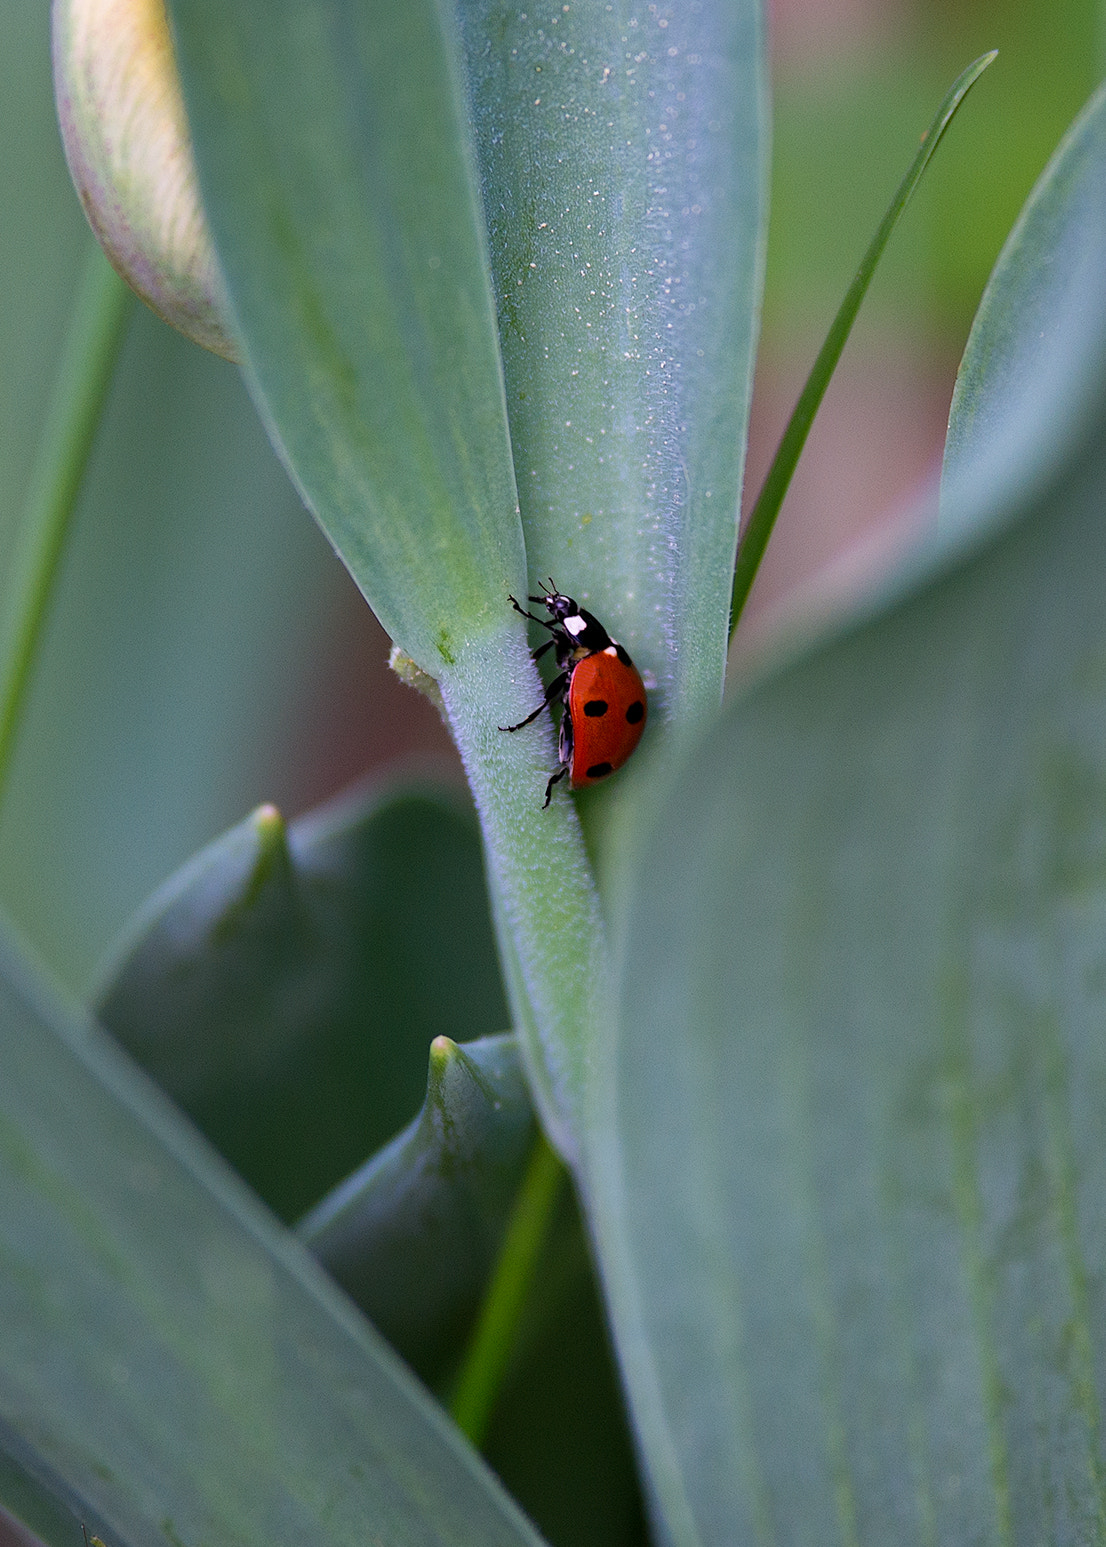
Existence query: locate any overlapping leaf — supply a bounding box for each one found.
[0,930,547,1547]
[165,0,523,673]
[591,81,1106,1546]
[457,0,765,725]
[166,0,766,1156]
[97,780,508,1220]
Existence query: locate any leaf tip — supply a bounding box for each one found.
[209,801,293,935]
[429,1032,460,1068]
[251,800,285,840]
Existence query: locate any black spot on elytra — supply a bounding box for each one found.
[584,699,609,717]
[625,700,645,724]
[586,761,614,780]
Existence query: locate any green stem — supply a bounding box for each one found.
[729,50,998,639]
[449,1130,566,1448]
[0,243,132,805]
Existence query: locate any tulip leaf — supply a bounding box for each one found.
[0,929,547,1547]
[166,0,524,672]
[300,1034,534,1383]
[590,81,1106,1546]
[941,81,1106,534]
[457,0,766,726]
[97,780,509,1221]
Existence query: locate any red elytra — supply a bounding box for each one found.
[565,644,647,785]
[500,585,648,806]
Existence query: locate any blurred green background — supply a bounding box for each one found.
[0,0,1100,992]
[745,0,1104,616]
[0,0,455,992]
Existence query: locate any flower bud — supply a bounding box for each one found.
[52,0,238,361]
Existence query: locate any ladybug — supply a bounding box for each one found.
[501,582,647,806]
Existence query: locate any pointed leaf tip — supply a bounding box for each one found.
[300,1034,534,1382]
[98,782,507,1220]
[253,801,284,835]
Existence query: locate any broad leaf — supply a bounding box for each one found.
[590,82,1106,1544]
[457,0,766,726]
[0,930,546,1547]
[166,0,609,1159]
[302,1039,650,1545]
[166,0,522,673]
[941,82,1106,534]
[165,0,768,1156]
[97,780,509,1221]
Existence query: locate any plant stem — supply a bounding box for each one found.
[0,243,132,806]
[728,50,998,639]
[449,1130,565,1447]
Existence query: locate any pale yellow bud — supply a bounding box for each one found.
[52,0,238,361]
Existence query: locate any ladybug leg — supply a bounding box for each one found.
[542,764,569,808]
[499,671,568,734]
[558,697,574,766]
[530,638,555,664]
[542,698,574,807]
[508,594,555,631]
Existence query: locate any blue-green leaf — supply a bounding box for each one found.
[941,81,1106,536]
[97,780,508,1221]
[167,0,523,673]
[0,929,547,1547]
[165,0,603,1159]
[590,81,1106,1545]
[458,0,766,727]
[303,1037,649,1543]
[301,1034,534,1383]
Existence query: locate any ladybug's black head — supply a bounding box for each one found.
[532,586,578,625]
[528,581,613,653]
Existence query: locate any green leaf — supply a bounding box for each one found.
[97,780,509,1221]
[0,930,546,1547]
[166,0,523,674]
[590,83,1106,1544]
[163,0,597,1157]
[940,80,1106,535]
[302,1036,649,1544]
[1,0,343,994]
[437,0,768,1153]
[164,0,769,1159]
[0,243,131,801]
[301,1034,535,1383]
[457,0,767,725]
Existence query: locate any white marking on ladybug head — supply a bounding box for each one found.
[564,614,587,636]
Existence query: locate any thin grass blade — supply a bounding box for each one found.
[729,50,997,638]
